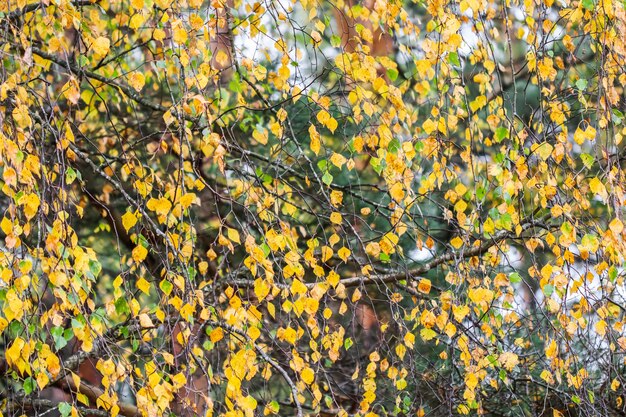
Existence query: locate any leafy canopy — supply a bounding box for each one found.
[1,0,626,416]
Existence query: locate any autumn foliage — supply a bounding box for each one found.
[1,0,626,416]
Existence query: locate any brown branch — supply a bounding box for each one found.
[4,398,109,417]
[221,215,549,291]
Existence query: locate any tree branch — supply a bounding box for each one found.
[4,398,109,417]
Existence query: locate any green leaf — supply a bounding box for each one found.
[65,167,77,184]
[115,297,129,314]
[344,337,353,350]
[371,157,383,175]
[509,272,522,284]
[612,108,624,125]
[388,138,400,154]
[268,400,280,413]
[88,260,102,279]
[387,68,398,81]
[330,35,341,48]
[543,284,554,297]
[580,153,594,169]
[448,52,460,67]
[495,127,508,142]
[58,402,72,417]
[575,78,587,90]
[160,279,173,295]
[322,171,333,185]
[51,326,68,350]
[582,0,594,10]
[23,377,36,395]
[77,55,90,67]
[229,75,242,93]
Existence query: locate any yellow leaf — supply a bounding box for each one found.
[573,127,586,145]
[404,332,415,349]
[128,72,145,92]
[189,13,204,30]
[301,367,315,385]
[444,322,456,337]
[326,117,338,133]
[422,119,436,135]
[37,371,50,390]
[122,211,137,231]
[483,217,495,234]
[316,109,330,125]
[252,128,268,145]
[136,277,151,295]
[240,395,257,411]
[173,25,188,43]
[153,28,166,41]
[92,36,111,56]
[147,197,172,217]
[545,339,558,359]
[611,378,620,391]
[171,372,187,389]
[290,279,307,295]
[12,105,32,129]
[465,372,478,389]
[535,142,553,160]
[138,313,154,328]
[498,352,519,371]
[309,125,321,155]
[609,218,624,235]
[337,247,350,262]
[247,325,261,340]
[321,246,333,262]
[330,190,343,207]
[22,193,40,220]
[330,153,346,168]
[420,328,436,341]
[132,245,148,263]
[227,228,241,244]
[540,369,554,384]
[469,95,487,112]
[180,193,196,209]
[390,182,405,202]
[330,212,342,224]
[417,279,431,294]
[450,236,463,249]
[589,177,607,200]
[1,217,12,235]
[6,337,26,373]
[210,327,224,343]
[254,278,270,301]
[62,78,80,105]
[468,287,494,305]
